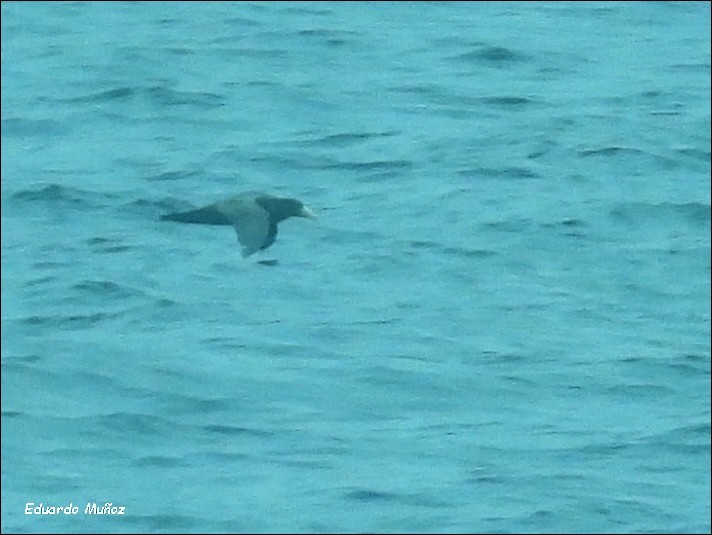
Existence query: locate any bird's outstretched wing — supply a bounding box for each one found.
[160,204,231,225]
[215,197,270,257]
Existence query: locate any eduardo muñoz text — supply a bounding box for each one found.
[25,503,125,515]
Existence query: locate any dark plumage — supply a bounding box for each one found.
[161,192,316,257]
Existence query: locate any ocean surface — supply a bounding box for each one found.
[1,2,710,533]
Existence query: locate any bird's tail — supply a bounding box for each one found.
[160,205,232,226]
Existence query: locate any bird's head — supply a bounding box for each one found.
[258,196,317,222]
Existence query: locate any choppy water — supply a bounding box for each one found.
[1,2,710,533]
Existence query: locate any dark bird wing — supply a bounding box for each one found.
[214,196,270,257]
[160,205,232,225]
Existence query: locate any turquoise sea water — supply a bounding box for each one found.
[2,2,710,533]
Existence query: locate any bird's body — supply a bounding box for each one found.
[161,192,315,257]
